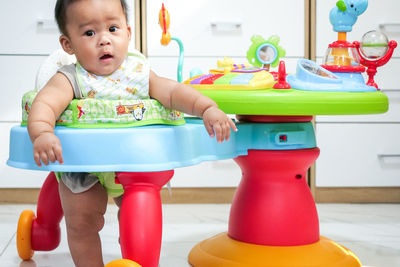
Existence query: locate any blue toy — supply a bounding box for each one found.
[330,0,368,32]
[287,59,376,92]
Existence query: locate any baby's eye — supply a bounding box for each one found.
[109,26,118,32]
[85,30,95,37]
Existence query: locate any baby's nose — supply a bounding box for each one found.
[100,40,111,46]
[99,35,111,46]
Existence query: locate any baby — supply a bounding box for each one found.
[27,0,237,266]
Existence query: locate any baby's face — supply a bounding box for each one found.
[61,0,131,76]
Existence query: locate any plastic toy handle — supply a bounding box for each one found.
[171,37,184,82]
[273,61,291,89]
[158,4,184,82]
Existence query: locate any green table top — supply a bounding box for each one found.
[200,88,388,116]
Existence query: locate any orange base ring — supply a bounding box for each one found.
[105,259,142,267]
[17,210,36,260]
[189,233,361,267]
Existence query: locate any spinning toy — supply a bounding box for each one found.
[7,1,395,267]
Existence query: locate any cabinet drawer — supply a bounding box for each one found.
[0,0,136,54]
[0,55,47,122]
[316,123,400,187]
[0,0,60,54]
[0,123,46,188]
[149,56,300,82]
[316,0,400,58]
[146,0,305,57]
[173,160,241,188]
[373,58,400,91]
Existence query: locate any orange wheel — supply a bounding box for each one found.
[17,210,35,260]
[105,259,142,267]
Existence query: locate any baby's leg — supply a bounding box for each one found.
[59,179,108,267]
[113,195,123,244]
[113,195,123,221]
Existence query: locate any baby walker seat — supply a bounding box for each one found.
[11,50,317,267]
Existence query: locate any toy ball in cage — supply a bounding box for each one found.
[353,30,397,88]
[359,30,389,60]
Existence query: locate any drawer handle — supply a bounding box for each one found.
[377,154,400,158]
[37,19,58,31]
[210,21,242,31]
[379,23,400,33]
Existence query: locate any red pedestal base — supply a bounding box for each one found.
[230,149,320,246]
[189,148,361,266]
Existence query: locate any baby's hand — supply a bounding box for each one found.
[32,133,64,167]
[202,106,238,143]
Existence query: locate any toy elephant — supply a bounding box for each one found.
[330,0,368,32]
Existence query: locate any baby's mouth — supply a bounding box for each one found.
[100,54,113,60]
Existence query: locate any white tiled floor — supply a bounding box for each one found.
[0,203,399,267]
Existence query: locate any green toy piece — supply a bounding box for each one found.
[246,35,286,69]
[336,0,347,12]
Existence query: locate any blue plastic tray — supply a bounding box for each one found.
[7,118,316,172]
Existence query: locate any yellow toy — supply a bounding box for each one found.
[158,3,171,45]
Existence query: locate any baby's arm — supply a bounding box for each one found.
[149,71,237,142]
[28,73,74,166]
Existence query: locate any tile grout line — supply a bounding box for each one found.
[0,232,16,257]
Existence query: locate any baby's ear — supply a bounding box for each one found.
[127,25,132,40]
[59,35,74,55]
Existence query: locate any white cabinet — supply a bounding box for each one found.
[315,0,400,187]
[0,0,137,55]
[146,0,305,80]
[172,160,242,188]
[316,124,400,187]
[0,56,47,122]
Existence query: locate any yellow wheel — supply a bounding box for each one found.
[105,259,142,267]
[17,210,36,260]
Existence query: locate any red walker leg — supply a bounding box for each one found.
[116,171,174,267]
[31,172,64,251]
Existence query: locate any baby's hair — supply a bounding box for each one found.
[55,0,129,35]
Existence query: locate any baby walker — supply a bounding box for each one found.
[8,1,396,267]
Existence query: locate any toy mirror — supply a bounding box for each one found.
[256,44,278,65]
